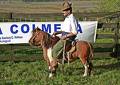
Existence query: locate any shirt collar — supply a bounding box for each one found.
[66,14,73,18]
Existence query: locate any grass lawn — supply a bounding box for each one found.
[0,29,119,84]
[0,55,119,85]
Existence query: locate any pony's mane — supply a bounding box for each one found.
[42,31,52,48]
[33,27,52,48]
[32,27,59,48]
[32,27,41,33]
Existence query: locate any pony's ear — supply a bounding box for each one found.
[32,27,41,33]
[36,27,39,29]
[36,27,41,31]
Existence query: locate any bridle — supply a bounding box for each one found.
[29,29,57,48]
[29,30,40,46]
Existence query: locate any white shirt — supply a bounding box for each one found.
[62,14,78,35]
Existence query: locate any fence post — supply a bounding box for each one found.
[9,12,13,19]
[10,44,14,61]
[112,22,119,58]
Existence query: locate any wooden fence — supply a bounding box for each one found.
[97,22,120,57]
[0,11,120,21]
[0,12,119,61]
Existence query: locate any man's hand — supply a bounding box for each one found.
[61,35,67,40]
[52,32,57,37]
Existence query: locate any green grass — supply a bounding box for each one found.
[0,56,119,85]
[96,39,114,43]
[0,27,119,84]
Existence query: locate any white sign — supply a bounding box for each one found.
[0,21,97,44]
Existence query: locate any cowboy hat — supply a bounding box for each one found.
[62,1,72,11]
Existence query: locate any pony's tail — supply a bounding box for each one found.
[88,42,94,60]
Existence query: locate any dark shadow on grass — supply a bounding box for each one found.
[94,47,113,52]
[57,64,84,76]
[94,61,120,75]
[57,60,120,76]
[65,67,83,76]
[93,57,112,60]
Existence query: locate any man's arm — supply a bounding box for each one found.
[52,31,63,36]
[65,32,77,38]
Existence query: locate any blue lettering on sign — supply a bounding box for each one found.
[9,23,82,35]
[54,24,61,32]
[10,24,18,34]
[77,24,82,33]
[42,24,51,33]
[0,28,3,34]
[32,24,36,30]
[21,24,29,33]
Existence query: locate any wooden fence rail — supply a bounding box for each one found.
[0,11,120,21]
[97,22,120,58]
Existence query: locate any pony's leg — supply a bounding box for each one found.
[79,55,89,77]
[49,59,58,78]
[47,48,54,78]
[83,63,88,77]
[47,48,58,78]
[87,59,93,76]
[87,42,94,75]
[83,59,93,77]
[43,48,51,70]
[47,48,53,69]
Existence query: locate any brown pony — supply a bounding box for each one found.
[29,27,93,78]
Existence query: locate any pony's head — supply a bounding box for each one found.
[29,27,60,48]
[29,27,43,47]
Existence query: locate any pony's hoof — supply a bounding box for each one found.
[83,74,87,77]
[49,73,54,78]
[58,62,62,65]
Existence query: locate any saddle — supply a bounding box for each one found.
[58,40,77,64]
[65,40,76,53]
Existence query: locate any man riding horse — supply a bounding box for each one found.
[29,1,93,78]
[52,1,78,62]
